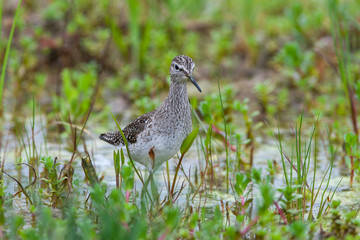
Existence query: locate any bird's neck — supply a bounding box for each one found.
[163,81,189,109]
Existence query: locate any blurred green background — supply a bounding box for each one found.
[0,0,360,143]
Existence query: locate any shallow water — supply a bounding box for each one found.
[93,127,359,217]
[2,117,359,221]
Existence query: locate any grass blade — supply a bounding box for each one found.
[0,0,22,110]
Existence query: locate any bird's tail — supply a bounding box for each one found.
[99,132,122,146]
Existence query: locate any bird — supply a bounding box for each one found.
[99,55,202,173]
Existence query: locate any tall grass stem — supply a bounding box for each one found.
[0,0,22,111]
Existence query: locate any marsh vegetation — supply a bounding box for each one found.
[1,0,360,239]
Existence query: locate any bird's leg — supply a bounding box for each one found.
[140,166,152,211]
[147,147,159,204]
[140,147,158,210]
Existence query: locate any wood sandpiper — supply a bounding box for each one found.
[100,55,202,172]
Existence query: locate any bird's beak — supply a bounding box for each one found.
[188,75,202,92]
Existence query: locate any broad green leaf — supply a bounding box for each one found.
[234,173,250,196]
[180,127,199,155]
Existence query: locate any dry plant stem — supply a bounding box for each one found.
[211,125,236,152]
[279,149,311,191]
[292,126,305,174]
[210,149,214,193]
[347,83,358,137]
[11,163,37,196]
[53,122,93,138]
[67,43,106,165]
[314,49,339,74]
[31,99,38,175]
[0,126,12,178]
[220,200,225,214]
[246,121,254,167]
[162,171,170,197]
[166,161,171,194]
[302,184,306,219]
[178,165,194,189]
[329,2,358,138]
[201,181,208,209]
[170,154,185,199]
[226,202,230,226]
[116,173,120,189]
[68,115,77,162]
[158,228,170,240]
[249,145,254,168]
[3,170,33,205]
[69,95,97,165]
[240,216,259,236]
[217,82,229,193]
[350,155,354,187]
[172,181,186,203]
[192,144,210,201]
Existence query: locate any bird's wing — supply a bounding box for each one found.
[99,111,153,146]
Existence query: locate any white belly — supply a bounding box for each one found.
[116,103,192,171]
[117,127,190,170]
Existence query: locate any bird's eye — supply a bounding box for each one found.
[174,64,180,71]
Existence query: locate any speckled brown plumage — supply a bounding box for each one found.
[99,55,202,171]
[99,111,153,145]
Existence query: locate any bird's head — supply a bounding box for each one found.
[169,55,202,92]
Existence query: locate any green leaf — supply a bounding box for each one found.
[234,173,250,196]
[250,168,262,184]
[257,182,275,214]
[120,148,125,166]
[113,150,120,174]
[189,212,198,229]
[164,207,180,229]
[344,132,358,154]
[180,127,199,155]
[121,164,134,190]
